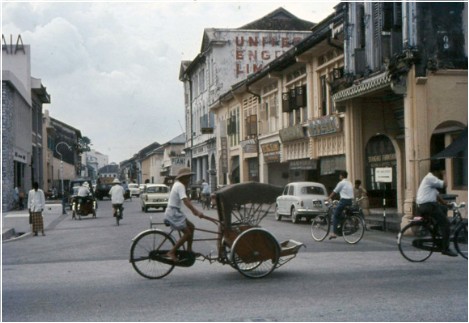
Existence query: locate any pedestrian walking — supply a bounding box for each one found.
[28,182,46,236]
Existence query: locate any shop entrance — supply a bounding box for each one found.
[365,135,397,208]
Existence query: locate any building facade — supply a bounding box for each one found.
[332,2,467,223]
[179,8,317,190]
[210,2,467,224]
[2,39,50,211]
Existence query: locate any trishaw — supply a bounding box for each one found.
[129,182,304,279]
[70,179,97,220]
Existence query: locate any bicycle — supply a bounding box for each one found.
[397,202,467,262]
[114,204,123,226]
[311,199,365,244]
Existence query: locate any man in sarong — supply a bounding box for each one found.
[28,182,46,236]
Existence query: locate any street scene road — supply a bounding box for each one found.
[3,198,467,322]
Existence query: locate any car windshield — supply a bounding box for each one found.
[301,186,325,195]
[146,186,168,193]
[129,184,138,189]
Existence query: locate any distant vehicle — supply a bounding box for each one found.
[276,181,328,223]
[128,183,140,197]
[95,183,111,200]
[140,184,169,213]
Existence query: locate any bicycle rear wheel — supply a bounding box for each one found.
[342,215,365,244]
[311,214,330,241]
[130,230,175,279]
[398,221,434,262]
[454,222,468,259]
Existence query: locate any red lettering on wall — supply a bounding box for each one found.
[281,37,290,48]
[236,50,244,60]
[261,51,270,60]
[236,36,244,46]
[248,50,257,61]
[248,36,258,46]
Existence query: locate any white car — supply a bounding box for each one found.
[128,183,140,197]
[140,184,170,212]
[276,182,328,223]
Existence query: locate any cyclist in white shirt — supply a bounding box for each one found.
[109,178,125,219]
[416,163,457,257]
[327,170,354,240]
[165,168,205,262]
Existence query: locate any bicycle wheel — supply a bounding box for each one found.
[454,222,468,259]
[311,214,330,241]
[130,230,176,279]
[342,215,365,244]
[231,228,280,278]
[398,221,434,262]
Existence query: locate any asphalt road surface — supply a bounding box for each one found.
[2,198,467,321]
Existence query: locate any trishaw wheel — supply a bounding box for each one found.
[130,230,176,279]
[231,228,280,278]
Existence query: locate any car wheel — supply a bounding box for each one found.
[144,206,148,213]
[291,207,299,224]
[275,205,282,221]
[141,205,145,212]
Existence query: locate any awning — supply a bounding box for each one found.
[431,128,468,159]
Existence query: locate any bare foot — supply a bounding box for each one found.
[165,252,178,262]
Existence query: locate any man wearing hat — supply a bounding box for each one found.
[109,178,125,219]
[77,181,92,213]
[165,167,205,262]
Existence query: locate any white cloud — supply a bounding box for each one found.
[2,1,338,163]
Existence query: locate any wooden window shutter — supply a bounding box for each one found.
[289,88,297,110]
[282,92,290,112]
[296,85,306,108]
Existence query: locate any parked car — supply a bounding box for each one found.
[128,183,140,197]
[276,181,328,223]
[140,184,170,212]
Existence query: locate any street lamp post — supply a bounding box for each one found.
[55,141,72,197]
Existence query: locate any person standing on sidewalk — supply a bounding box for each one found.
[28,182,46,236]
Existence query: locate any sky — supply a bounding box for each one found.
[2,0,339,164]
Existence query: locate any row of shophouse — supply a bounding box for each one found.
[180,3,468,223]
[119,133,186,187]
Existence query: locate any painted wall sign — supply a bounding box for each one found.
[235,34,303,77]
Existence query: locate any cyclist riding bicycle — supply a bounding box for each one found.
[164,168,205,262]
[327,170,354,240]
[109,178,125,219]
[416,163,457,257]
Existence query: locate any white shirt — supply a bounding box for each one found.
[168,181,187,209]
[78,186,90,197]
[333,179,354,199]
[109,185,125,204]
[28,189,46,212]
[416,172,444,204]
[201,182,210,194]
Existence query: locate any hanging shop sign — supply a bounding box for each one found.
[241,138,257,153]
[261,141,281,164]
[289,159,318,170]
[308,115,341,137]
[279,124,305,142]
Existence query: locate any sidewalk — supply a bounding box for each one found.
[2,202,66,242]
